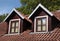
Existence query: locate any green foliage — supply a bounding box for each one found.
[17,0,60,15]
[1,0,60,22]
[0,14,8,22]
[17,0,40,15]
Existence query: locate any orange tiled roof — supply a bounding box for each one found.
[0,22,7,36]
[0,28,60,41]
[52,10,60,20]
[0,10,60,41]
[16,10,32,23]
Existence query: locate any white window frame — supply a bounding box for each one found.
[8,19,20,35]
[34,15,48,33]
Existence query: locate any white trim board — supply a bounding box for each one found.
[4,33,20,36]
[3,8,24,22]
[8,19,20,34]
[34,15,48,33]
[28,3,53,18]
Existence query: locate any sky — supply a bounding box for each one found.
[0,0,21,15]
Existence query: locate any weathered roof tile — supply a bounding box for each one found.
[0,28,60,41]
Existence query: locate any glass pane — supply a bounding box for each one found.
[16,22,19,27]
[37,19,41,25]
[12,22,15,27]
[42,18,46,25]
[11,28,14,32]
[15,28,18,32]
[37,26,41,31]
[42,26,46,31]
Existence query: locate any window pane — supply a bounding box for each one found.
[16,22,19,27]
[12,22,15,27]
[15,28,18,32]
[42,26,46,31]
[11,28,14,32]
[36,17,47,32]
[42,18,46,25]
[37,26,41,31]
[37,19,41,25]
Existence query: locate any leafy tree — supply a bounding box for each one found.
[0,14,8,22]
[16,0,60,15]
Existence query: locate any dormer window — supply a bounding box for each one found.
[8,19,20,34]
[34,16,48,33]
[11,21,19,33]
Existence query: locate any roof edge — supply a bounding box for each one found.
[3,8,24,22]
[28,3,53,18]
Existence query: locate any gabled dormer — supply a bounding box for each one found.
[28,3,60,33]
[3,8,31,35]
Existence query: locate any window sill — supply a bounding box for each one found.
[4,33,20,36]
[29,32,50,34]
